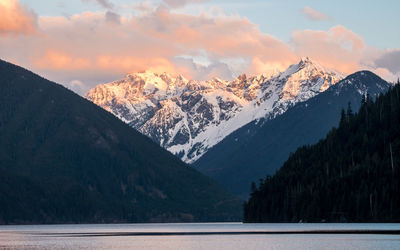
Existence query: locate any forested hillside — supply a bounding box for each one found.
[244,80,400,222]
[196,71,390,198]
[0,59,241,224]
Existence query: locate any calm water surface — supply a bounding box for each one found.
[0,223,399,249]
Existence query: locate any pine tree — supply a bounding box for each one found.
[244,84,400,223]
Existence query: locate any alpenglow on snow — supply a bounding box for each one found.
[86,58,343,163]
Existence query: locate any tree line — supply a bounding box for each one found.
[244,80,400,222]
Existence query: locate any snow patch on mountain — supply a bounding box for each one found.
[86,58,344,163]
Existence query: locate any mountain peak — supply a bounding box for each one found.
[195,68,390,199]
[278,57,344,100]
[347,70,382,80]
[279,57,327,79]
[340,70,386,85]
[87,59,344,163]
[0,59,242,223]
[329,70,390,97]
[127,70,168,79]
[296,57,341,74]
[237,73,247,81]
[299,56,312,64]
[298,57,330,72]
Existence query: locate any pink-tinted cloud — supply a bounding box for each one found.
[35,50,91,70]
[372,67,399,83]
[28,12,181,79]
[0,1,398,95]
[0,0,37,36]
[291,25,365,74]
[291,25,400,82]
[96,55,177,74]
[136,7,295,55]
[0,5,298,93]
[302,6,330,21]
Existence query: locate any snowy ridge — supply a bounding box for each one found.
[86,58,344,163]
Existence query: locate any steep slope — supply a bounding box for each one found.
[86,58,342,163]
[195,71,391,198]
[0,59,241,224]
[244,80,400,223]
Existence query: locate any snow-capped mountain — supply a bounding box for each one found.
[86,57,343,163]
[195,70,391,198]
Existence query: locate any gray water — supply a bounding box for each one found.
[1,223,400,249]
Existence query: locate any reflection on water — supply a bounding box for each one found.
[0,223,400,250]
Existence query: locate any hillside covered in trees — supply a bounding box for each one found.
[196,71,390,199]
[244,80,400,223]
[0,59,241,224]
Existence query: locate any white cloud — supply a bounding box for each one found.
[302,6,330,21]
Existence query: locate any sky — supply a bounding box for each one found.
[1,0,399,94]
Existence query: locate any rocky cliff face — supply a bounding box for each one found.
[86,58,343,163]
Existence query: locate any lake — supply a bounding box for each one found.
[1,223,400,249]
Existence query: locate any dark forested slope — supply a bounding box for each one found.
[244,81,400,222]
[196,71,390,199]
[0,59,241,224]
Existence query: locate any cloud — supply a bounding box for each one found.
[0,0,37,36]
[374,49,400,75]
[65,79,85,93]
[82,0,114,9]
[371,67,399,83]
[0,6,298,94]
[105,11,120,24]
[34,50,91,70]
[173,56,235,80]
[291,25,365,74]
[302,6,330,21]
[132,1,154,13]
[290,25,400,82]
[163,0,208,8]
[0,1,398,94]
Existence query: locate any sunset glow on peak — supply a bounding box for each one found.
[0,0,398,94]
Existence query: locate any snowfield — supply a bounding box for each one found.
[86,58,343,163]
